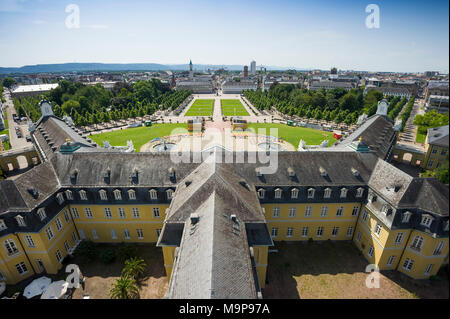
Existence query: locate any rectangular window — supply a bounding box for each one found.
[302,227,308,238]
[124,229,131,239]
[352,206,360,216]
[347,227,353,237]
[288,207,297,218]
[111,229,117,239]
[317,227,324,237]
[36,259,45,272]
[424,264,433,275]
[305,206,313,217]
[78,229,86,240]
[272,207,280,218]
[55,218,63,231]
[374,223,382,236]
[64,211,71,223]
[56,250,63,263]
[71,232,78,244]
[71,208,79,219]
[132,208,140,219]
[332,227,339,237]
[394,232,404,244]
[336,206,344,217]
[0,220,7,231]
[387,255,395,266]
[320,206,328,217]
[64,241,70,253]
[153,207,160,218]
[46,226,54,241]
[356,231,362,242]
[427,160,434,168]
[84,208,93,218]
[361,210,368,222]
[368,246,374,257]
[24,235,35,248]
[104,208,112,219]
[92,229,98,240]
[433,242,445,255]
[286,227,294,238]
[16,262,28,275]
[118,208,126,219]
[402,258,414,272]
[4,239,19,255]
[271,228,278,238]
[137,229,144,239]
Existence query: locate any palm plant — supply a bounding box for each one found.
[122,257,147,279]
[109,275,139,299]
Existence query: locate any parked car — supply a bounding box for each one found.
[26,134,31,142]
[16,130,22,138]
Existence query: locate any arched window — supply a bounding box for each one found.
[410,236,424,251]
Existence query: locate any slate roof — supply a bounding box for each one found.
[332,114,396,159]
[427,125,449,148]
[0,180,27,214]
[33,116,95,159]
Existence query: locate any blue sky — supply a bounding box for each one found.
[0,0,448,72]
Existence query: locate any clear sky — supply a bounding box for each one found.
[0,0,448,72]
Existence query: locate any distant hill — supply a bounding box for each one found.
[0,62,297,74]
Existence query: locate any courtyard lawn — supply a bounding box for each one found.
[264,241,449,299]
[89,123,186,152]
[221,99,249,116]
[415,131,426,144]
[247,123,336,148]
[0,112,10,151]
[185,99,214,116]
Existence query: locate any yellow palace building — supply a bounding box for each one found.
[0,100,448,298]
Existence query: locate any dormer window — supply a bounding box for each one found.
[113,189,122,200]
[16,215,26,227]
[307,188,315,199]
[255,168,262,178]
[56,193,64,205]
[274,188,282,199]
[421,214,434,228]
[0,219,6,231]
[70,169,78,182]
[257,188,265,199]
[168,167,175,179]
[79,190,87,201]
[130,168,139,184]
[291,188,299,199]
[37,208,46,221]
[324,188,332,199]
[356,187,364,198]
[128,189,136,200]
[166,189,174,200]
[287,167,295,178]
[104,168,111,182]
[381,205,389,214]
[402,211,412,223]
[65,190,73,200]
[368,193,377,203]
[319,167,327,177]
[99,189,107,201]
[340,188,348,198]
[149,189,158,200]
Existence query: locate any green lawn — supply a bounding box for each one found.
[185,99,214,116]
[247,123,336,148]
[89,123,186,152]
[221,99,249,116]
[415,131,426,144]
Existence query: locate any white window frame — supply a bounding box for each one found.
[16,262,28,275]
[307,188,315,199]
[317,227,324,237]
[0,219,6,231]
[71,207,79,219]
[302,227,308,238]
[402,212,411,223]
[4,239,19,256]
[65,190,73,200]
[37,208,46,221]
[124,229,131,240]
[272,207,280,218]
[128,189,136,200]
[84,208,93,219]
[374,223,382,237]
[402,258,414,272]
[274,188,282,199]
[64,211,71,223]
[291,188,299,199]
[387,255,395,266]
[324,188,332,199]
[288,207,297,218]
[24,235,35,248]
[424,264,433,275]
[64,240,70,253]
[56,250,63,263]
[394,232,404,245]
[153,207,160,218]
[166,189,174,200]
[46,226,54,241]
[137,229,144,239]
[368,246,374,257]
[118,208,126,219]
[433,241,445,256]
[111,229,117,240]
[113,189,122,200]
[257,188,265,199]
[286,227,294,238]
[352,206,360,216]
[340,188,348,198]
[336,206,344,217]
[149,189,158,200]
[320,206,328,217]
[92,229,98,240]
[56,193,64,205]
[305,206,313,217]
[79,190,87,201]
[16,215,26,227]
[421,215,433,228]
[356,231,362,242]
[104,207,112,219]
[132,207,140,219]
[332,227,339,237]
[410,236,424,251]
[55,217,63,231]
[361,210,368,222]
[356,187,364,198]
[99,189,108,200]
[347,227,353,237]
[271,227,278,238]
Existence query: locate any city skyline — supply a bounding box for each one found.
[0,0,448,73]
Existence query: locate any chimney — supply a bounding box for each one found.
[190,213,199,225]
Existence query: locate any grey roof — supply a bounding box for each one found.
[427,125,449,147]
[426,81,449,89]
[0,180,27,215]
[368,158,414,207]
[399,178,449,216]
[33,116,95,159]
[166,192,258,299]
[334,114,396,159]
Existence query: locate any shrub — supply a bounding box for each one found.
[100,249,116,264]
[117,243,137,261]
[122,257,147,279]
[74,240,98,262]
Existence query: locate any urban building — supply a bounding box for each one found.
[10,84,59,98]
[250,61,256,75]
[221,80,258,94]
[422,125,449,170]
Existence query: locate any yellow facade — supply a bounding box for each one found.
[422,141,449,170]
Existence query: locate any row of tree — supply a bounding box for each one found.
[13,79,192,126]
[413,110,449,136]
[243,84,387,125]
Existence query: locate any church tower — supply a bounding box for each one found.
[189,59,193,80]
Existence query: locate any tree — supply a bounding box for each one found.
[2,77,16,88]
[421,161,449,184]
[61,100,81,115]
[122,257,147,279]
[109,275,139,299]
